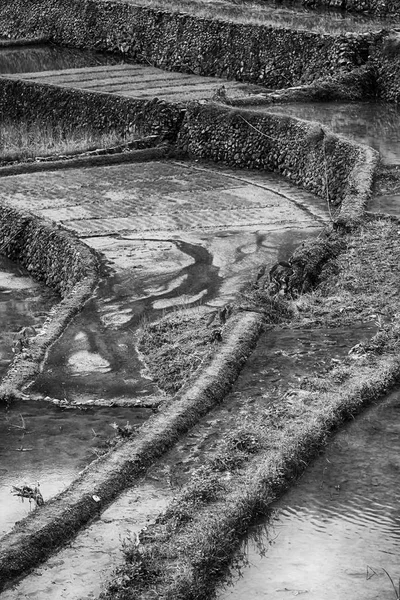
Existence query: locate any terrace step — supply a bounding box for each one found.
[6,63,265,102]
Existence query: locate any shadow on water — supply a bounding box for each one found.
[218,389,400,600]
[0,43,123,74]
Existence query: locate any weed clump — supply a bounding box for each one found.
[138,309,220,395]
[0,119,140,165]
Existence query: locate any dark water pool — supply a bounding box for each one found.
[0,44,122,74]
[248,103,400,166]
[218,388,400,600]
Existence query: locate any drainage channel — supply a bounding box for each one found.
[216,385,400,600]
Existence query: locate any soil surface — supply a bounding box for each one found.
[9,64,265,102]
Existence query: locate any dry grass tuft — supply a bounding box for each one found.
[0,119,139,164]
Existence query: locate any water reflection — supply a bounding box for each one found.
[0,255,57,378]
[31,227,317,404]
[250,102,400,165]
[218,390,400,600]
[0,400,152,536]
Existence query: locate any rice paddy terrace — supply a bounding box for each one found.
[8,63,264,102]
[1,0,400,598]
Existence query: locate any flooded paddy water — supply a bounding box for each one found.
[248,102,400,166]
[217,387,400,600]
[30,226,316,405]
[0,255,57,379]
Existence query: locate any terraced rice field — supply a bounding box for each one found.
[7,64,264,101]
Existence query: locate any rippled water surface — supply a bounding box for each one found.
[218,389,400,600]
[250,103,400,165]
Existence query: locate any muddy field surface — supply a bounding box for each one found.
[0,159,325,403]
[10,64,264,101]
[154,323,377,489]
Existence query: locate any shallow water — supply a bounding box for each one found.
[0,44,122,74]
[31,227,318,404]
[0,255,57,378]
[249,102,400,165]
[0,257,154,537]
[0,400,152,537]
[217,388,400,600]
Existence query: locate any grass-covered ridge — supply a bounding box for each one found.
[103,217,400,600]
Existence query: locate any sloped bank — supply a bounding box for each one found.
[0,204,98,400]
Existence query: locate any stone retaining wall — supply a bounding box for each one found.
[0,204,98,398]
[0,77,184,140]
[0,0,370,89]
[369,32,400,102]
[178,103,379,221]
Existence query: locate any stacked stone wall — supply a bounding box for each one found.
[0,78,184,140]
[0,0,370,89]
[178,103,378,219]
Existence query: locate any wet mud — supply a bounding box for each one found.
[150,323,377,490]
[31,226,318,405]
